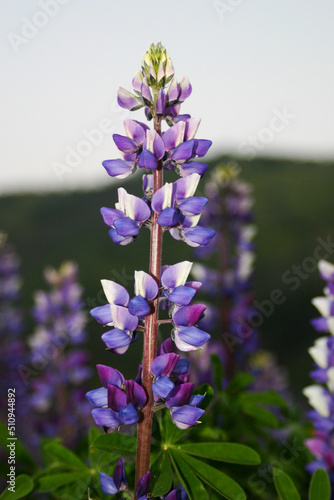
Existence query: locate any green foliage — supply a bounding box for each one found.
[0,475,34,500]
[309,468,331,500]
[273,468,301,500]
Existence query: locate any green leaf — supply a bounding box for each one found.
[241,402,280,427]
[92,432,136,456]
[309,468,331,500]
[193,384,214,410]
[176,442,261,465]
[273,468,301,500]
[239,390,287,408]
[0,474,34,499]
[44,441,86,469]
[211,354,224,391]
[159,410,188,445]
[180,453,246,500]
[170,450,209,500]
[36,471,89,492]
[150,451,173,497]
[227,372,254,393]
[0,423,36,471]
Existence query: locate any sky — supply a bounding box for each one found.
[1,0,333,195]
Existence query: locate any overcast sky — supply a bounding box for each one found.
[1,0,333,195]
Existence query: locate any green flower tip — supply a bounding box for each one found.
[141,42,174,89]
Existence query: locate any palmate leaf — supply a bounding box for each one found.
[177,452,246,500]
[240,401,280,427]
[309,468,331,500]
[239,390,287,409]
[169,449,209,500]
[91,432,137,456]
[0,474,33,500]
[44,441,87,469]
[36,471,89,492]
[273,468,301,500]
[175,442,261,465]
[150,451,173,497]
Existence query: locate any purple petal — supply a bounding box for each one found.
[167,77,180,104]
[156,88,166,115]
[125,379,147,408]
[311,317,329,332]
[172,141,196,162]
[173,304,206,327]
[118,188,151,222]
[178,197,208,216]
[134,270,159,300]
[128,296,151,317]
[174,358,190,375]
[151,353,180,377]
[178,76,192,102]
[101,280,129,307]
[183,227,216,247]
[189,394,205,406]
[101,328,132,351]
[114,217,140,237]
[92,407,119,427]
[194,139,212,157]
[179,161,209,177]
[90,304,113,325]
[173,174,201,200]
[113,134,138,153]
[165,382,194,408]
[157,338,174,355]
[151,183,173,213]
[184,117,201,140]
[136,471,151,498]
[152,376,175,399]
[161,261,193,289]
[118,87,143,111]
[170,405,205,429]
[100,207,124,227]
[132,71,143,92]
[175,326,210,351]
[99,472,118,495]
[145,130,165,160]
[97,364,125,388]
[166,490,188,500]
[86,387,108,407]
[111,305,138,331]
[162,122,185,151]
[118,404,139,425]
[141,78,152,105]
[113,458,127,490]
[102,159,134,179]
[138,150,158,171]
[109,228,131,246]
[108,385,127,412]
[169,285,196,306]
[157,207,179,227]
[123,119,148,144]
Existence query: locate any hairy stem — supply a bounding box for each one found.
[135,115,163,493]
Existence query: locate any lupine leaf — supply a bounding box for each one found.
[0,475,33,499]
[36,471,89,492]
[179,452,246,500]
[273,468,301,500]
[239,390,287,408]
[0,422,36,471]
[241,402,280,427]
[309,468,331,500]
[150,451,173,496]
[227,372,254,393]
[44,441,87,469]
[92,432,137,456]
[176,442,261,465]
[160,410,188,445]
[170,449,209,500]
[193,383,214,410]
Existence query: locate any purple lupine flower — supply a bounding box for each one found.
[304,260,334,480]
[172,304,210,351]
[101,187,151,245]
[28,261,91,448]
[160,261,201,307]
[100,458,127,495]
[136,471,151,500]
[164,489,189,500]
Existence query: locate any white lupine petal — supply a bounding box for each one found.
[308,337,328,368]
[327,367,334,392]
[303,385,330,417]
[312,297,331,317]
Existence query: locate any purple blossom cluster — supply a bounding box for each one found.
[87,42,215,494]
[28,262,92,447]
[303,260,334,481]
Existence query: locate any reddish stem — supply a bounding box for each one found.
[135,115,163,493]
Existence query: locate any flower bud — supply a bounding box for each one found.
[141,42,175,89]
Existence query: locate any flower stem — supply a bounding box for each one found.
[135,114,163,493]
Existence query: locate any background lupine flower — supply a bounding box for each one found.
[304,259,334,482]
[28,261,92,448]
[0,233,33,450]
[99,458,127,495]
